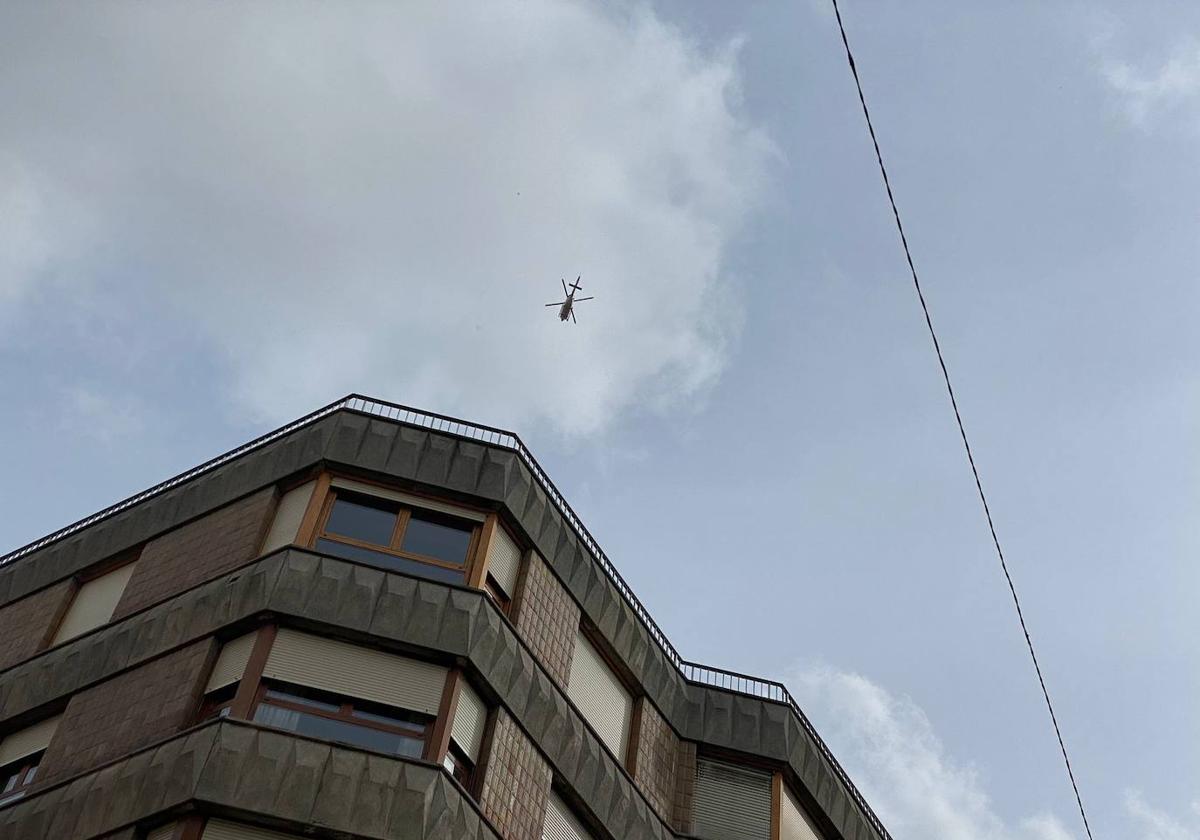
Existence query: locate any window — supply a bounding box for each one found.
[202,819,307,840]
[51,562,137,645]
[445,677,487,791]
[0,752,41,805]
[252,682,429,759]
[779,778,823,840]
[260,479,318,554]
[693,758,772,840]
[313,489,479,585]
[483,523,523,614]
[566,629,633,764]
[542,790,596,840]
[0,715,60,807]
[198,684,237,722]
[443,742,474,786]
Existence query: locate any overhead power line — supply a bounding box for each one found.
[826,3,1095,839]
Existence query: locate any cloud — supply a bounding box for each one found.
[57,385,147,444]
[1124,791,1200,840]
[1101,38,1200,127]
[0,1,772,437]
[786,665,1076,840]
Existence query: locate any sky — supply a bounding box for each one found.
[1,2,1198,838]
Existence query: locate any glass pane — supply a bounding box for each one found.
[401,515,472,566]
[253,703,304,731]
[315,539,466,585]
[22,765,36,785]
[256,705,423,758]
[325,497,397,546]
[263,687,342,713]
[350,706,428,732]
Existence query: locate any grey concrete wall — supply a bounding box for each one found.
[0,720,500,840]
[0,549,869,840]
[0,409,881,840]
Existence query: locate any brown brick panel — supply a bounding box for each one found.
[672,740,697,834]
[512,552,579,689]
[479,708,552,840]
[633,699,682,826]
[112,488,277,619]
[0,579,74,672]
[38,638,214,784]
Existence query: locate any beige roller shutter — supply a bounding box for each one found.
[206,631,258,692]
[202,819,304,840]
[780,781,823,840]
[693,758,772,840]
[485,526,522,595]
[146,823,177,840]
[330,477,485,522]
[0,715,61,766]
[51,562,137,645]
[264,629,446,715]
[566,630,632,763]
[450,679,487,761]
[542,791,594,840]
[260,481,316,554]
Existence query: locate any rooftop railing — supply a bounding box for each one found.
[0,393,892,840]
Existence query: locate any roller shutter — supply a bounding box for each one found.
[330,477,485,522]
[146,823,177,840]
[263,629,446,715]
[566,630,632,763]
[780,781,823,840]
[693,758,772,840]
[202,819,305,840]
[0,715,61,766]
[51,562,137,645]
[206,631,258,692]
[485,525,522,595]
[450,679,487,761]
[542,791,594,840]
[261,481,316,554]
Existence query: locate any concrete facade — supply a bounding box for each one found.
[0,403,888,840]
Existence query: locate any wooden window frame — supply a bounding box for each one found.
[772,771,783,840]
[198,624,481,772]
[0,750,43,803]
[250,680,432,751]
[311,487,484,581]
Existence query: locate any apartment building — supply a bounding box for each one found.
[0,396,892,840]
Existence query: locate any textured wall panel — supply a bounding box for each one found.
[0,721,504,840]
[114,488,277,619]
[479,709,552,840]
[0,579,74,671]
[38,639,213,784]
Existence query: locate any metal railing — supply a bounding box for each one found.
[0,393,892,840]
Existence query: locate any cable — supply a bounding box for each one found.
[826,3,1095,838]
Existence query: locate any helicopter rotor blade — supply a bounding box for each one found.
[561,278,569,295]
[570,308,577,324]
[545,301,564,307]
[573,296,594,302]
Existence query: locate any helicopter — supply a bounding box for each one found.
[545,277,594,324]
